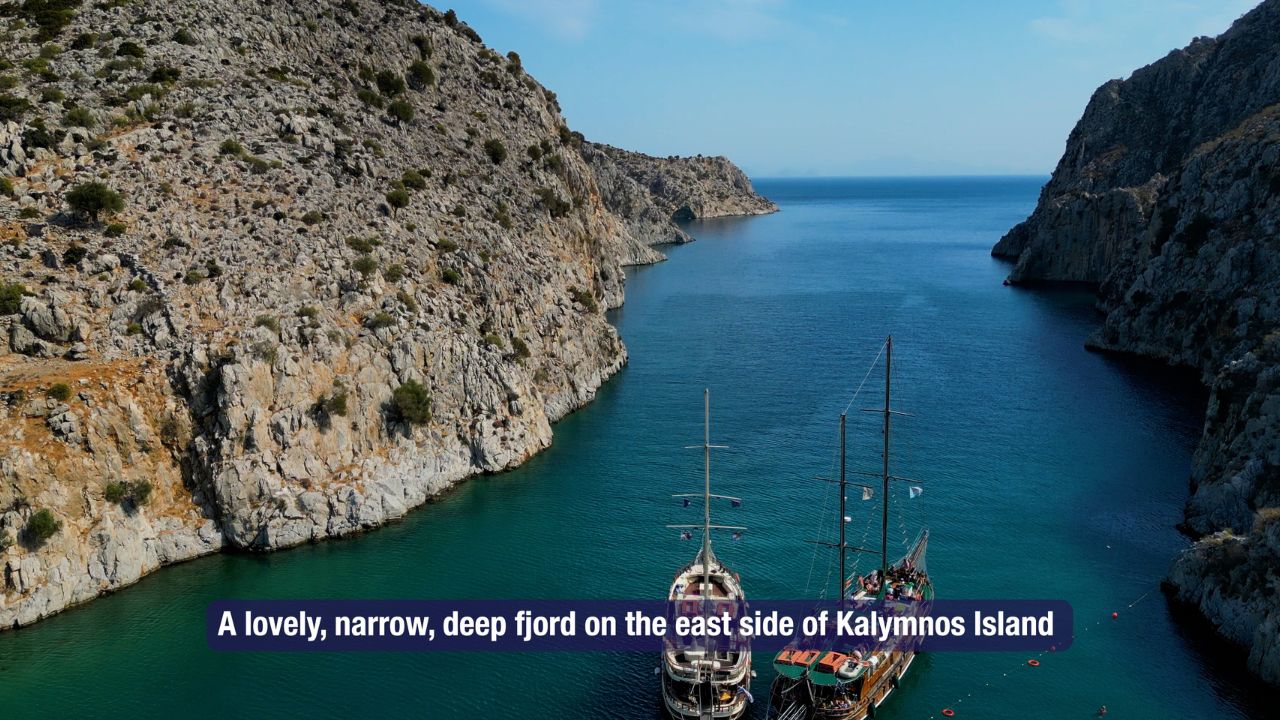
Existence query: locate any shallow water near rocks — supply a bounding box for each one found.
[0,177,1272,718]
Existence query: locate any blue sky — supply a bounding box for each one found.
[439,1,1260,176]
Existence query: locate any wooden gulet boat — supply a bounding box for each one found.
[661,390,753,720]
[769,337,934,720]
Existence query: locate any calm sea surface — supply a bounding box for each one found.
[1,177,1272,718]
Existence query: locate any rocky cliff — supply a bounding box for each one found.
[993,0,1280,684]
[582,142,777,264]
[0,0,772,628]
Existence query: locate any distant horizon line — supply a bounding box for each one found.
[750,173,1050,180]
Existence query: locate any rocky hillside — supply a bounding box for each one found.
[993,0,1280,684]
[0,0,772,628]
[583,142,777,263]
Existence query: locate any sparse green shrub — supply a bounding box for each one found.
[0,282,27,315]
[387,99,414,125]
[510,336,531,361]
[391,380,431,425]
[62,244,87,265]
[543,153,565,175]
[450,204,466,218]
[66,181,123,222]
[383,263,404,282]
[22,120,58,149]
[411,34,432,59]
[353,254,378,278]
[254,315,279,333]
[441,267,461,285]
[356,88,383,108]
[494,200,512,229]
[368,311,395,330]
[172,28,198,45]
[506,51,522,73]
[25,509,61,544]
[483,138,506,165]
[408,60,434,90]
[396,288,418,313]
[71,32,97,50]
[148,65,180,84]
[128,277,146,292]
[251,340,277,364]
[376,70,406,97]
[48,382,72,401]
[300,210,324,226]
[219,138,243,156]
[245,155,274,174]
[104,222,126,237]
[115,41,145,58]
[435,238,458,253]
[322,386,348,417]
[482,333,503,349]
[104,481,128,504]
[569,286,598,312]
[385,188,409,214]
[527,144,543,161]
[183,269,205,285]
[401,169,426,190]
[124,83,163,101]
[40,87,64,103]
[19,0,80,43]
[535,187,571,218]
[0,177,12,198]
[346,236,374,253]
[0,94,33,122]
[297,305,319,322]
[106,479,153,505]
[126,321,141,335]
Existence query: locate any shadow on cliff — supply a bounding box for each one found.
[1163,595,1280,715]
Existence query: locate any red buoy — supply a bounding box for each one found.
[1027,659,1040,667]
[1111,612,1119,620]
[942,710,956,717]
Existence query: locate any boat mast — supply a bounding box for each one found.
[881,336,892,581]
[702,388,712,605]
[838,412,847,608]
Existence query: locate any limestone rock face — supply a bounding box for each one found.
[992,0,1280,684]
[586,142,778,223]
[0,0,770,629]
[581,142,777,265]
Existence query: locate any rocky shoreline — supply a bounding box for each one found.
[0,0,774,629]
[994,0,1280,685]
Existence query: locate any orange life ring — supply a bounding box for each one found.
[942,710,955,717]
[1027,659,1040,667]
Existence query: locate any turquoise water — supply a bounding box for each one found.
[0,177,1272,718]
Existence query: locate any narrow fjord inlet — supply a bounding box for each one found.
[4,0,1280,716]
[1,178,1270,718]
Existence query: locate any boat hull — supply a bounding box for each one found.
[769,651,914,720]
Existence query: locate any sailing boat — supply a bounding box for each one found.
[769,336,933,720]
[661,390,753,720]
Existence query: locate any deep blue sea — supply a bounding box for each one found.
[0,177,1272,718]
